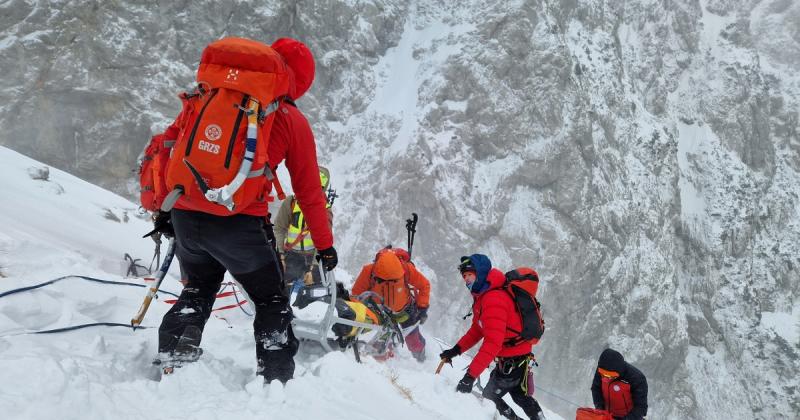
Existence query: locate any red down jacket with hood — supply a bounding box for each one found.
[168,37,332,250]
[456,254,534,378]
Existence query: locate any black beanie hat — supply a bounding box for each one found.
[598,348,626,373]
[459,256,476,273]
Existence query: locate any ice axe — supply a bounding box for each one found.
[435,359,452,374]
[131,238,177,329]
[405,213,418,259]
[434,339,453,374]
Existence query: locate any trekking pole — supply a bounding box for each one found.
[326,186,338,207]
[405,213,418,259]
[352,337,362,363]
[131,238,177,329]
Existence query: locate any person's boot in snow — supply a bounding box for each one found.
[499,406,524,420]
[156,325,204,374]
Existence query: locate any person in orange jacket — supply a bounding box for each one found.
[351,247,430,361]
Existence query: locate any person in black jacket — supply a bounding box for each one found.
[591,348,648,419]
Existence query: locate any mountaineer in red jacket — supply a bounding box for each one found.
[153,38,336,384]
[439,254,544,420]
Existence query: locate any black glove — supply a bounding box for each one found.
[317,246,338,271]
[143,211,174,238]
[439,344,461,362]
[456,373,475,393]
[417,307,428,324]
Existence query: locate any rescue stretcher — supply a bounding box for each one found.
[291,266,403,358]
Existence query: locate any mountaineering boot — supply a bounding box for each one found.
[498,406,524,420]
[173,325,203,361]
[256,326,298,384]
[157,273,217,355]
[254,297,299,384]
[157,325,204,374]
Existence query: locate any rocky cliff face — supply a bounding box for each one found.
[2,1,798,418]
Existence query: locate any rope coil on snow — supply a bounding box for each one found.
[0,275,180,299]
[0,276,255,337]
[0,322,155,338]
[0,275,175,337]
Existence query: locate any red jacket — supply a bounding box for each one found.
[456,268,534,378]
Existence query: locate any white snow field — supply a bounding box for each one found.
[0,146,562,420]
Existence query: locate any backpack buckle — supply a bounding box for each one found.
[234,104,254,113]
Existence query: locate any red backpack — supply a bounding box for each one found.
[373,246,411,265]
[139,97,192,212]
[503,267,545,346]
[139,132,172,212]
[575,408,612,420]
[139,37,289,214]
[601,377,634,417]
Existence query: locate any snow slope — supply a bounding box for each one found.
[0,146,563,420]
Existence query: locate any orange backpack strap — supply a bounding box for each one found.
[283,228,309,251]
[264,165,286,201]
[282,196,310,250]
